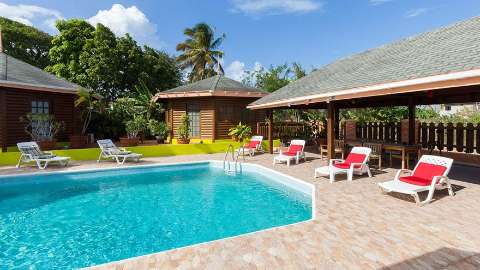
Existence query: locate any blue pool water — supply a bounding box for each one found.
[0,162,312,269]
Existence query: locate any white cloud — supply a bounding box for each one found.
[231,0,322,15]
[405,8,429,18]
[0,2,63,32]
[88,4,160,46]
[369,0,394,6]
[225,60,263,81]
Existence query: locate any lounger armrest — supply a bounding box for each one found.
[43,151,54,155]
[431,175,448,186]
[394,169,412,181]
[349,162,364,170]
[329,159,344,166]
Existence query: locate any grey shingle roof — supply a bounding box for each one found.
[164,75,266,93]
[251,16,480,107]
[0,52,79,92]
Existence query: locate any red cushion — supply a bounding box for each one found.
[332,153,366,169]
[246,140,260,149]
[399,176,432,186]
[285,144,303,156]
[399,162,447,186]
[413,162,447,180]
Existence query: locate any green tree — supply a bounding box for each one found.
[46,19,95,83]
[176,23,225,82]
[140,46,181,93]
[0,17,52,69]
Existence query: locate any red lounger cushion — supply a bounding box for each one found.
[400,162,447,186]
[333,153,366,169]
[284,144,303,156]
[246,141,260,149]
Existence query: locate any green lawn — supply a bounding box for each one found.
[0,140,280,166]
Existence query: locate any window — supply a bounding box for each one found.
[445,105,451,111]
[188,103,200,137]
[32,100,49,114]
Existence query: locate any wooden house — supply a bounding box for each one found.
[0,51,81,151]
[153,75,268,142]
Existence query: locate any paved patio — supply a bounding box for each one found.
[1,152,479,269]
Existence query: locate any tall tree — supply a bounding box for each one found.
[176,23,225,82]
[141,46,181,93]
[0,17,52,69]
[46,19,95,83]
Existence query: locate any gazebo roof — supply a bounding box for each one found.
[153,75,267,100]
[0,52,80,94]
[249,16,480,109]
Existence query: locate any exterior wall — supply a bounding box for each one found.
[0,87,79,149]
[165,97,265,141]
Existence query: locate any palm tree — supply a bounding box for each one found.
[176,23,225,82]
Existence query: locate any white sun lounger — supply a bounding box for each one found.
[16,142,70,170]
[235,135,264,157]
[378,155,454,205]
[97,139,142,165]
[273,139,306,166]
[315,146,372,183]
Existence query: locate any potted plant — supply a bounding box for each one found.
[148,120,169,144]
[120,115,147,147]
[20,113,64,150]
[177,114,190,144]
[228,122,252,142]
[71,88,103,148]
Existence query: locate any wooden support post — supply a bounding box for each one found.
[408,98,416,145]
[334,107,340,139]
[0,90,6,152]
[268,109,274,154]
[327,102,336,160]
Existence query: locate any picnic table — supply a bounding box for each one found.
[382,143,421,169]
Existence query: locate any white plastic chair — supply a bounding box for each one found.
[16,142,70,170]
[378,155,454,206]
[97,139,142,165]
[273,139,306,166]
[315,146,372,183]
[235,135,264,157]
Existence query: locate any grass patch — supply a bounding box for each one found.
[0,140,281,166]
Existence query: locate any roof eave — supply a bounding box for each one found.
[248,69,480,109]
[153,90,267,101]
[0,80,79,94]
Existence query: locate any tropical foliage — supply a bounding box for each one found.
[0,17,52,69]
[20,114,64,141]
[176,23,225,82]
[177,114,191,141]
[228,122,252,142]
[148,120,169,138]
[125,115,148,139]
[46,19,181,101]
[74,88,104,135]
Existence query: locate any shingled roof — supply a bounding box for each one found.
[153,75,267,100]
[0,52,80,93]
[249,16,480,109]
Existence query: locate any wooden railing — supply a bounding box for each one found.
[419,122,480,154]
[256,122,309,139]
[356,122,402,143]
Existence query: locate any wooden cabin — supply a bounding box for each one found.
[0,52,81,151]
[153,75,268,142]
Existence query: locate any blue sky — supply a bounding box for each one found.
[1,0,479,80]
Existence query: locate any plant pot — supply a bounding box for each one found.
[177,138,190,144]
[69,135,88,149]
[37,139,57,150]
[120,137,139,147]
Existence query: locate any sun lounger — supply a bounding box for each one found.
[97,139,142,165]
[378,155,454,205]
[315,146,372,183]
[273,139,306,166]
[235,136,264,157]
[16,142,70,169]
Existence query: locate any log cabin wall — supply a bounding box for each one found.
[165,97,265,141]
[0,87,80,149]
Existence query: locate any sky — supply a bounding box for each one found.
[1,0,479,81]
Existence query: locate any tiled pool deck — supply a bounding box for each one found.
[1,153,479,269]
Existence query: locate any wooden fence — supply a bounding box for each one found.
[256,122,309,140]
[356,122,402,143]
[356,121,480,154]
[419,122,480,154]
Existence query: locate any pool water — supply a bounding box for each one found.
[0,162,312,269]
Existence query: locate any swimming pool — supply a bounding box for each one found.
[0,161,313,269]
